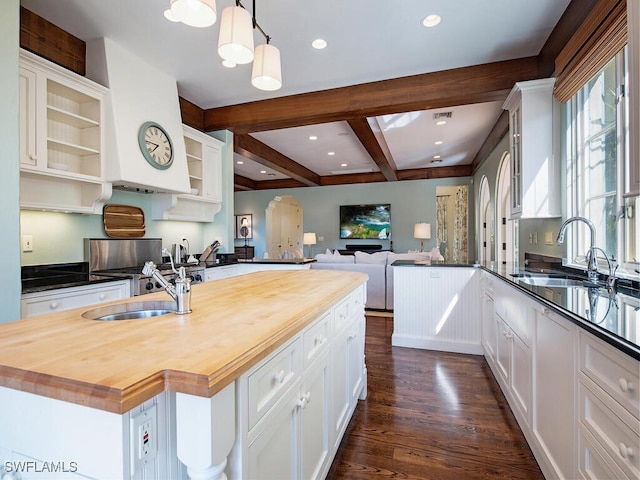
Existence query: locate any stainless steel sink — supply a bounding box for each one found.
[82,301,176,321]
[510,273,595,288]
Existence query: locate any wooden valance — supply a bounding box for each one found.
[554,0,627,103]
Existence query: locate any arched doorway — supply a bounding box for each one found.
[496,152,515,266]
[478,176,492,264]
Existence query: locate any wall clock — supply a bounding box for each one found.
[138,121,174,170]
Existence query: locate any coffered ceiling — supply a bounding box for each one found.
[21,0,589,191]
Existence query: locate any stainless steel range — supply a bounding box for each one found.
[85,238,205,296]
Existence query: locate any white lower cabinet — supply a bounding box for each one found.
[532,305,576,479]
[21,280,130,318]
[229,285,366,480]
[578,332,640,479]
[204,265,239,282]
[483,272,639,480]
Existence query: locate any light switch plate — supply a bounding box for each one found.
[22,235,33,252]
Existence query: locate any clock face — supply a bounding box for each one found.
[138,122,174,169]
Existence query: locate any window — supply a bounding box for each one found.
[564,46,636,276]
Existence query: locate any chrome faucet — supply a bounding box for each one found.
[142,249,192,314]
[556,216,600,282]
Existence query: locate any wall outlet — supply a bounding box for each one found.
[130,404,157,475]
[22,235,33,252]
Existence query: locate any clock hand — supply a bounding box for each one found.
[146,141,159,150]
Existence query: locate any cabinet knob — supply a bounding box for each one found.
[541,307,549,315]
[49,302,58,310]
[99,293,106,300]
[348,332,357,340]
[297,392,311,409]
[618,442,634,459]
[315,335,325,346]
[504,330,513,339]
[619,378,635,393]
[274,370,285,384]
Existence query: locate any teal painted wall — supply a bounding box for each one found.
[234,177,476,259]
[1,0,21,322]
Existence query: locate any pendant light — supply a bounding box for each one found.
[169,0,217,28]
[251,42,282,91]
[218,5,254,65]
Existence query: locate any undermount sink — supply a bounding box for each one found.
[510,273,596,288]
[82,301,176,321]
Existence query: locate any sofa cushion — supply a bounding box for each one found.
[387,252,431,264]
[314,253,355,264]
[354,251,388,264]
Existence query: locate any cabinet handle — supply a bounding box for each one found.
[619,378,635,393]
[297,392,311,409]
[274,370,285,384]
[49,302,58,310]
[618,442,634,459]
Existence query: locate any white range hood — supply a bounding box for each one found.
[86,38,190,194]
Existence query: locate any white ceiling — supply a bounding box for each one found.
[21,0,571,186]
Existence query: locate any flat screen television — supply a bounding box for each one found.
[339,204,391,239]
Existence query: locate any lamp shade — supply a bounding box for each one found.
[251,43,282,91]
[413,222,431,239]
[303,232,317,245]
[218,6,254,65]
[170,0,217,28]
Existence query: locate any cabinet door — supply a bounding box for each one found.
[495,316,511,384]
[482,293,496,363]
[510,106,522,218]
[331,325,351,451]
[511,330,531,426]
[300,358,330,480]
[534,307,576,480]
[202,142,222,202]
[19,66,38,167]
[348,315,365,405]
[247,393,299,480]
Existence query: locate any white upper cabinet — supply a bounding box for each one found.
[18,50,111,214]
[627,0,640,196]
[151,125,224,222]
[503,78,561,219]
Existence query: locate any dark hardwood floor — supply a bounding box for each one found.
[326,315,544,480]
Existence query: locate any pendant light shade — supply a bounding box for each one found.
[251,43,282,91]
[218,6,254,65]
[170,0,217,28]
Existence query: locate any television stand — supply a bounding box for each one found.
[338,244,391,255]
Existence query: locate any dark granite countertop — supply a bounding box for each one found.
[393,259,639,360]
[21,262,131,294]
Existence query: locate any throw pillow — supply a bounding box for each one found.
[354,251,388,264]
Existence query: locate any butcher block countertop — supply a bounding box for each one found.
[0,270,367,414]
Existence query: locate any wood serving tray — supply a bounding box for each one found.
[103,204,145,238]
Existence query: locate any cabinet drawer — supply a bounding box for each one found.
[579,378,640,478]
[578,427,628,480]
[580,332,639,418]
[303,310,331,369]
[334,287,364,334]
[247,337,301,430]
[21,281,130,318]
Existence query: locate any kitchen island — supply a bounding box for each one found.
[0,269,368,480]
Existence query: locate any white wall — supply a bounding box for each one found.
[1,0,21,322]
[233,177,476,259]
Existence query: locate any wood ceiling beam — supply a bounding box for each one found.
[234,134,321,186]
[234,174,256,191]
[347,118,397,182]
[203,57,540,133]
[471,110,510,173]
[396,165,473,181]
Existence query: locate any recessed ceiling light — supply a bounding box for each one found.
[435,140,443,145]
[312,38,327,49]
[328,152,335,156]
[236,160,244,165]
[436,120,447,126]
[309,135,318,140]
[222,59,237,68]
[260,170,267,174]
[433,155,441,159]
[341,163,348,167]
[422,14,441,27]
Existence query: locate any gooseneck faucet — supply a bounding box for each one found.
[556,216,599,282]
[142,249,192,314]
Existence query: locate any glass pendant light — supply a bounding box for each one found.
[218,5,254,64]
[170,0,217,28]
[251,43,282,91]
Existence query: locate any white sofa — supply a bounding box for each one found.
[310,250,431,310]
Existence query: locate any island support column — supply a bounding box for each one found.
[176,382,235,480]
